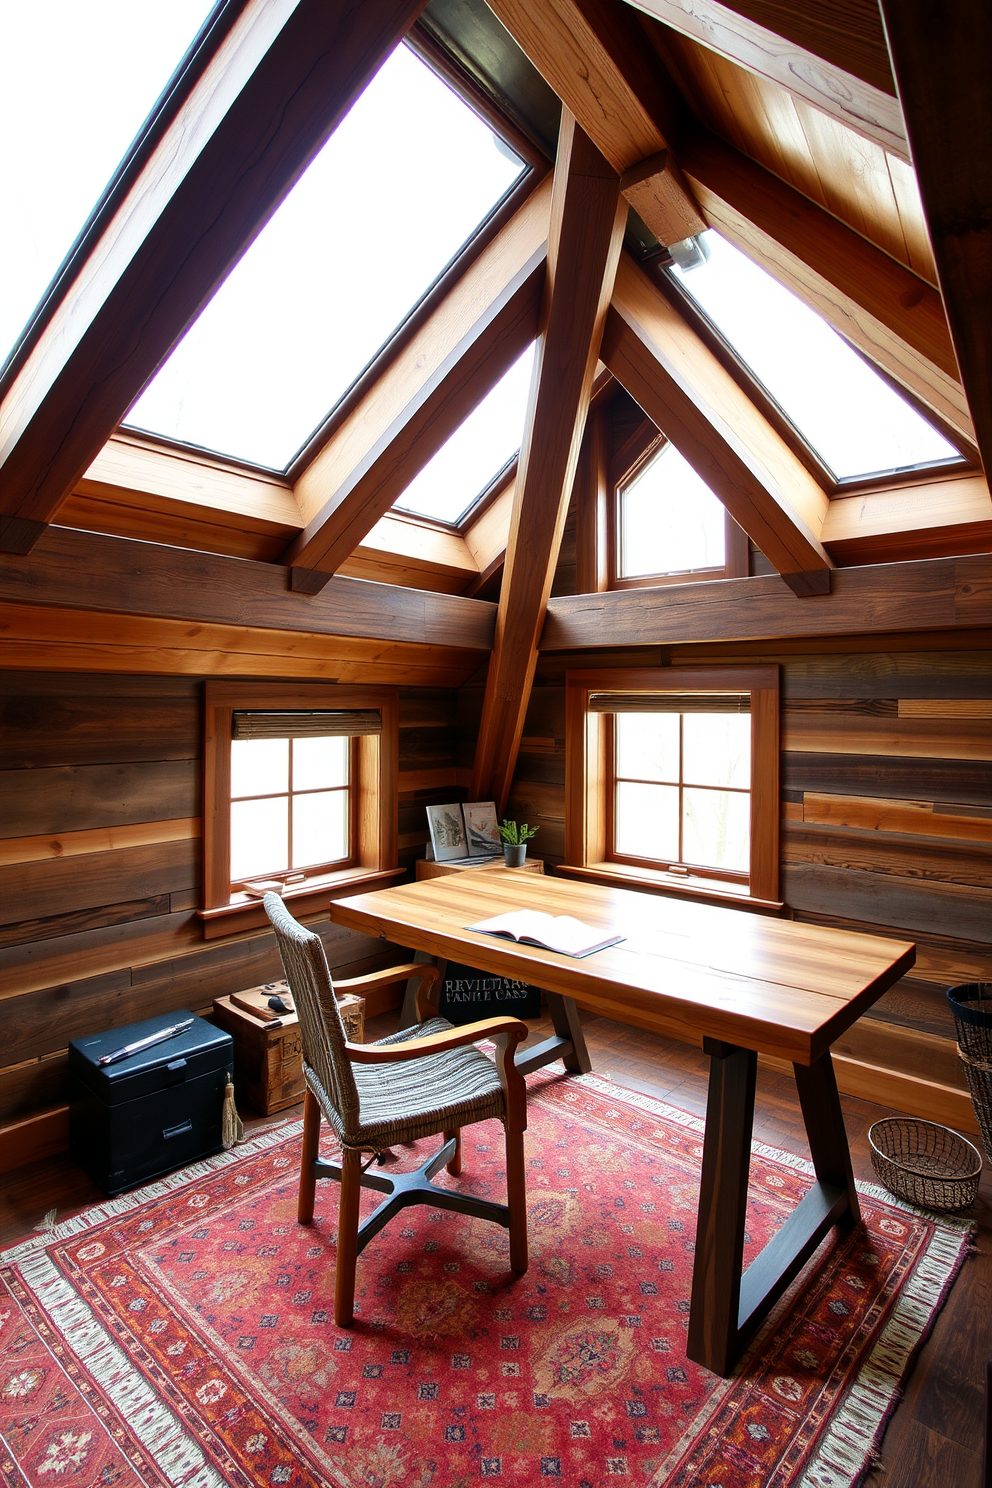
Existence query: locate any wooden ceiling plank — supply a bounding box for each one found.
[822,473,992,566]
[486,0,703,247]
[604,251,833,591]
[471,113,628,807]
[0,0,429,554]
[678,126,975,446]
[621,0,908,159]
[285,249,545,590]
[540,552,992,649]
[879,2,992,481]
[0,527,495,652]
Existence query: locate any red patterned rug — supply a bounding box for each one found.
[0,1069,971,1488]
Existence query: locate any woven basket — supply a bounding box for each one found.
[948,982,992,1162]
[868,1117,981,1213]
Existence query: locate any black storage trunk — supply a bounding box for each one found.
[68,1012,233,1196]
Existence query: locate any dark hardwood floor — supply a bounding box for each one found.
[2,1008,986,1485]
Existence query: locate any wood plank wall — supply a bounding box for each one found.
[494,638,992,1106]
[0,671,460,1154]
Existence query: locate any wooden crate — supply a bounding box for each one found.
[212,979,364,1115]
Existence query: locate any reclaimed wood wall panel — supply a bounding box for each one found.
[499,633,992,1104]
[1,670,460,1154]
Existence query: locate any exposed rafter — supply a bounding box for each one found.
[486,0,704,248]
[620,0,908,159]
[678,126,975,450]
[604,252,833,595]
[285,249,545,591]
[472,112,627,807]
[0,0,429,556]
[0,528,495,652]
[880,1,992,482]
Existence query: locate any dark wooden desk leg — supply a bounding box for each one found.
[687,1038,758,1376]
[793,1051,861,1228]
[545,991,592,1074]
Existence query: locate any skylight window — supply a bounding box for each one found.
[1,0,216,371]
[124,45,526,471]
[392,343,536,525]
[619,443,726,578]
[671,232,961,483]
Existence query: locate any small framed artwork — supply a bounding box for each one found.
[426,802,469,862]
[463,800,501,857]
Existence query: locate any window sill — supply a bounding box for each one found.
[555,862,784,915]
[199,866,405,939]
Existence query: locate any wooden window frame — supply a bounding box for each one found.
[562,667,781,911]
[202,681,401,938]
[608,429,749,591]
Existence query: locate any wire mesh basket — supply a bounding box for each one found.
[948,982,992,1162]
[868,1117,981,1212]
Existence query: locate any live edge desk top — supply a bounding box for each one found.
[330,871,914,1376]
[329,870,915,1068]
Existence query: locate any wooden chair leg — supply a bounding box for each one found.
[444,1128,462,1175]
[298,1088,320,1224]
[504,1124,528,1274]
[334,1147,363,1327]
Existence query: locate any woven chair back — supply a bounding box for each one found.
[263,893,361,1135]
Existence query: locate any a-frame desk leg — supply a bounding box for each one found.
[687,1038,860,1377]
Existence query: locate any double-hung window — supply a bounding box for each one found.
[202,682,400,936]
[563,667,780,908]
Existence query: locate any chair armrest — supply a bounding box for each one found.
[344,1016,527,1064]
[334,962,441,998]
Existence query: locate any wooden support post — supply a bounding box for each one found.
[471,113,627,808]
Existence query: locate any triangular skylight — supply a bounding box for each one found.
[619,442,726,578]
[671,232,961,483]
[391,343,536,525]
[124,45,527,472]
[1,0,215,371]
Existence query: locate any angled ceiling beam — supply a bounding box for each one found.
[486,0,704,247]
[879,2,992,481]
[0,0,428,556]
[284,248,546,590]
[621,0,908,160]
[605,251,833,594]
[678,126,975,450]
[472,112,627,807]
[0,527,495,652]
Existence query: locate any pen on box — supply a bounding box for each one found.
[96,1018,194,1067]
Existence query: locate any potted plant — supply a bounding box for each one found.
[499,819,539,867]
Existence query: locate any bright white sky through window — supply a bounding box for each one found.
[672,231,959,481]
[620,442,725,577]
[125,45,526,470]
[393,344,536,524]
[0,0,215,369]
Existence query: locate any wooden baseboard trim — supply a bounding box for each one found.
[760,1051,979,1135]
[0,1105,69,1174]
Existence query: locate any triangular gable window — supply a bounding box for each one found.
[123,45,527,472]
[392,343,536,526]
[671,231,962,483]
[1,0,215,372]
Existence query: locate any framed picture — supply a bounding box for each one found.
[463,800,501,857]
[426,802,469,862]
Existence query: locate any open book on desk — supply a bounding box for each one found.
[467,909,624,959]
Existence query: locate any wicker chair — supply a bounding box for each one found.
[263,893,529,1325]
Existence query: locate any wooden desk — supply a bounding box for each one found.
[330,870,915,1375]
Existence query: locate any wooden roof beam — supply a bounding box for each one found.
[880,2,992,481]
[284,247,546,591]
[605,251,833,595]
[0,0,428,556]
[471,113,627,807]
[0,527,495,652]
[486,0,704,248]
[678,126,975,450]
[541,552,992,649]
[621,0,908,160]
